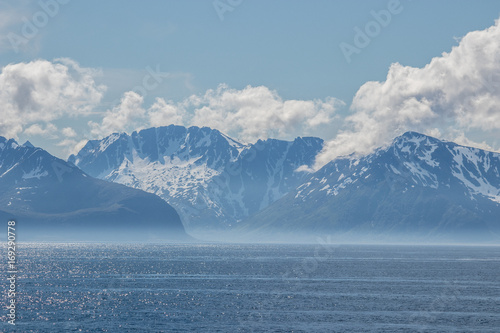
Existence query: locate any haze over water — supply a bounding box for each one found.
[1,243,499,332]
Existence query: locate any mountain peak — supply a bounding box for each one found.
[70,125,325,231]
[243,133,500,242]
[396,131,430,141]
[0,135,187,241]
[0,136,7,150]
[0,137,19,151]
[391,131,442,150]
[23,140,35,148]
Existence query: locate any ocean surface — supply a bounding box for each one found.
[1,243,499,332]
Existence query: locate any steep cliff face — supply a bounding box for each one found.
[69,125,324,231]
[242,132,500,242]
[0,136,187,241]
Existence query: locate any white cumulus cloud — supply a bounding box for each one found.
[61,127,77,138]
[189,84,343,142]
[89,84,343,142]
[315,17,500,168]
[24,123,58,139]
[88,91,145,138]
[148,97,184,127]
[0,58,106,139]
[57,138,89,157]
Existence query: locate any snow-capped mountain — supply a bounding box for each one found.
[69,125,324,231]
[0,136,186,241]
[243,132,500,242]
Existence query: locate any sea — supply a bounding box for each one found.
[1,243,499,332]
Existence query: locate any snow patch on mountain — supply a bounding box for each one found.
[22,167,48,179]
[294,132,500,204]
[243,131,500,241]
[99,133,121,152]
[70,125,324,230]
[106,151,221,201]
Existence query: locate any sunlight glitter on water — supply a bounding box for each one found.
[0,243,499,332]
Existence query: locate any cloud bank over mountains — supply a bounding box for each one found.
[89,84,343,143]
[1,17,500,165]
[315,17,500,168]
[0,55,342,155]
[0,58,105,140]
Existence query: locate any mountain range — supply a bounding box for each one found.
[69,125,323,233]
[242,131,500,242]
[1,125,499,243]
[0,136,187,241]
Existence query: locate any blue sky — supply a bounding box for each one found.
[1,0,500,162]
